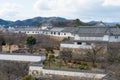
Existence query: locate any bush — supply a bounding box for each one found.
[22,75,35,80]
[45,47,54,53]
[78,63,91,70]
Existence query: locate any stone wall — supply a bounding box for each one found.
[60,43,108,54]
[29,65,107,79]
[2,45,19,53]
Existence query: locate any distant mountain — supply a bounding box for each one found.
[88,21,119,26]
[0,19,12,26]
[0,17,119,27]
[0,17,66,27]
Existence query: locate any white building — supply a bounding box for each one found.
[14,26,120,42]
[14,27,74,38]
[14,26,120,49]
[60,27,120,49]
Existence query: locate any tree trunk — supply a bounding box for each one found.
[29,45,33,54]
[0,45,2,52]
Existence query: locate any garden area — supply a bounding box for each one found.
[43,52,106,72]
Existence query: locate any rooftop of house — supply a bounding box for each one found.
[15,27,42,31]
[0,53,46,62]
[0,53,46,56]
[50,27,64,32]
[14,26,120,35]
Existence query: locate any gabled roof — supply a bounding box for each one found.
[62,27,79,33]
[77,27,120,36]
[109,27,120,35]
[94,21,107,27]
[50,27,64,32]
[14,26,120,36]
[15,27,42,31]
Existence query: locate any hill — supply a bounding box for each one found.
[0,17,119,27]
[0,17,66,27]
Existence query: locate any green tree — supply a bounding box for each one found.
[116,24,120,28]
[73,19,82,27]
[22,75,35,80]
[26,36,36,54]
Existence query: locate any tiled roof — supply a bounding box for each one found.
[50,27,64,32]
[14,26,120,35]
[62,27,120,36]
[15,27,42,31]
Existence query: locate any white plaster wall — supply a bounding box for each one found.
[74,35,103,41]
[103,35,109,41]
[109,36,120,42]
[29,66,106,79]
[0,54,46,62]
[15,30,74,37]
[60,43,92,49]
[25,31,43,34]
[15,30,44,34]
[29,66,43,71]
[46,32,74,37]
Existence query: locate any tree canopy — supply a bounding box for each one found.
[116,24,120,28]
[22,75,35,80]
[26,36,36,53]
[26,36,36,46]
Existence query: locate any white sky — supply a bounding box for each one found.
[0,0,120,22]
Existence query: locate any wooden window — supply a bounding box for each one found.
[77,42,82,45]
[64,33,66,35]
[115,36,118,39]
[58,32,60,35]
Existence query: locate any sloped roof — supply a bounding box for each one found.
[109,27,120,35]
[62,27,79,33]
[14,26,120,36]
[15,27,42,31]
[50,27,64,32]
[0,53,46,62]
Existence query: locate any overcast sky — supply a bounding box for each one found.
[0,0,120,22]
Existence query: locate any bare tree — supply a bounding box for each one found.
[107,43,120,64]
[0,32,6,52]
[0,61,29,80]
[59,51,72,65]
[86,46,103,67]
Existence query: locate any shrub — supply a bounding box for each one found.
[22,75,35,80]
[79,63,92,70]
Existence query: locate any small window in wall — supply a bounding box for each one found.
[54,32,56,35]
[51,32,53,34]
[64,33,66,35]
[77,42,82,45]
[43,32,46,34]
[86,42,90,45]
[115,36,118,39]
[58,32,60,35]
